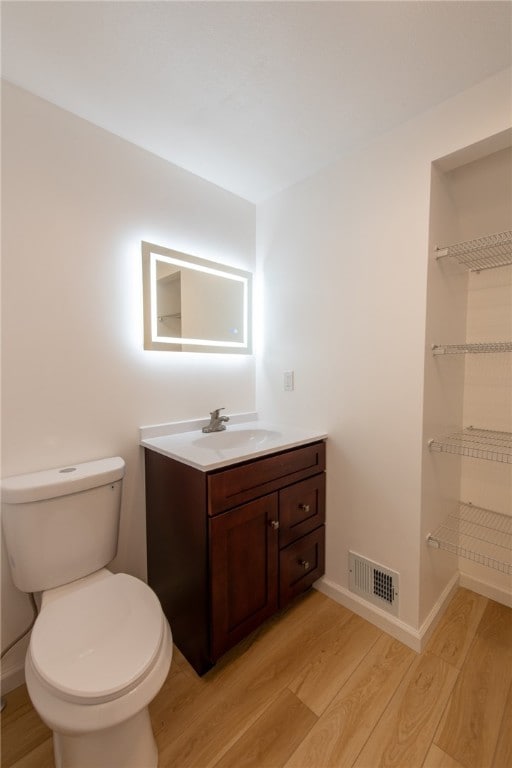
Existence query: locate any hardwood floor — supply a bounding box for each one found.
[1,587,511,768]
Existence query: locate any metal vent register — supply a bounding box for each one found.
[349,552,399,616]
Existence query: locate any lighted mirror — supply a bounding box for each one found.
[142,241,252,353]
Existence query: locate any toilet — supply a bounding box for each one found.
[1,457,173,768]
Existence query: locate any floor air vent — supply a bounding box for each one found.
[349,551,399,616]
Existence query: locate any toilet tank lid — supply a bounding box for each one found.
[1,457,125,504]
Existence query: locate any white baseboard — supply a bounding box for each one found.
[417,573,460,648]
[459,573,512,608]
[1,664,25,696]
[0,638,28,695]
[315,572,459,653]
[315,577,423,651]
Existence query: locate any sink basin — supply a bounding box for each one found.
[192,428,282,450]
[140,418,327,471]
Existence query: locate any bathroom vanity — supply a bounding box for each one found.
[142,420,326,674]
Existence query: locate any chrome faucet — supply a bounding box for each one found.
[202,408,230,433]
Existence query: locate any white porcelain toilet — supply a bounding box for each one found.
[1,457,173,768]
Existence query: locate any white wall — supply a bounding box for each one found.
[1,82,256,688]
[256,68,512,638]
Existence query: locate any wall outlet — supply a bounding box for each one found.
[284,370,294,391]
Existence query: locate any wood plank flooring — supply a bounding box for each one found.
[1,587,511,768]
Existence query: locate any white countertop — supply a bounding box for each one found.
[139,414,327,471]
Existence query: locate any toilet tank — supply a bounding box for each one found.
[1,457,125,593]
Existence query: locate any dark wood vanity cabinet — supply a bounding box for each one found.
[145,440,326,675]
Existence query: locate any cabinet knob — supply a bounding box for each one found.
[299,503,310,513]
[270,520,280,530]
[299,559,310,570]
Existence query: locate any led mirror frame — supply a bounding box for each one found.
[142,241,252,353]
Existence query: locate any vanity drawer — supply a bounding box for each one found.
[279,527,325,607]
[208,441,326,515]
[279,474,325,547]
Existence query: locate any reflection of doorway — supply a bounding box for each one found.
[156,264,181,338]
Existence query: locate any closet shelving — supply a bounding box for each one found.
[432,341,512,355]
[434,229,512,271]
[427,503,512,575]
[428,427,512,464]
[429,227,512,575]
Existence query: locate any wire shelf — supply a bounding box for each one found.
[428,427,512,464]
[432,342,512,356]
[435,230,512,271]
[427,502,512,574]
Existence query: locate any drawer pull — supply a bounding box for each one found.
[270,520,280,530]
[299,559,310,570]
[299,504,310,513]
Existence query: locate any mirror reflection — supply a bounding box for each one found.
[142,241,252,353]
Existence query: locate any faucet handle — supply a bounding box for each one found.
[211,407,225,418]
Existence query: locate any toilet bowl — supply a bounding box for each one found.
[1,457,173,768]
[25,570,172,768]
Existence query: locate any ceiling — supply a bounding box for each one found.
[2,1,511,203]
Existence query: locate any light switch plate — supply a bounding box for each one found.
[284,370,294,391]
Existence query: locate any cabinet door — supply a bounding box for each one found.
[210,494,279,660]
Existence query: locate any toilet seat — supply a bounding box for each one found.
[29,573,165,705]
